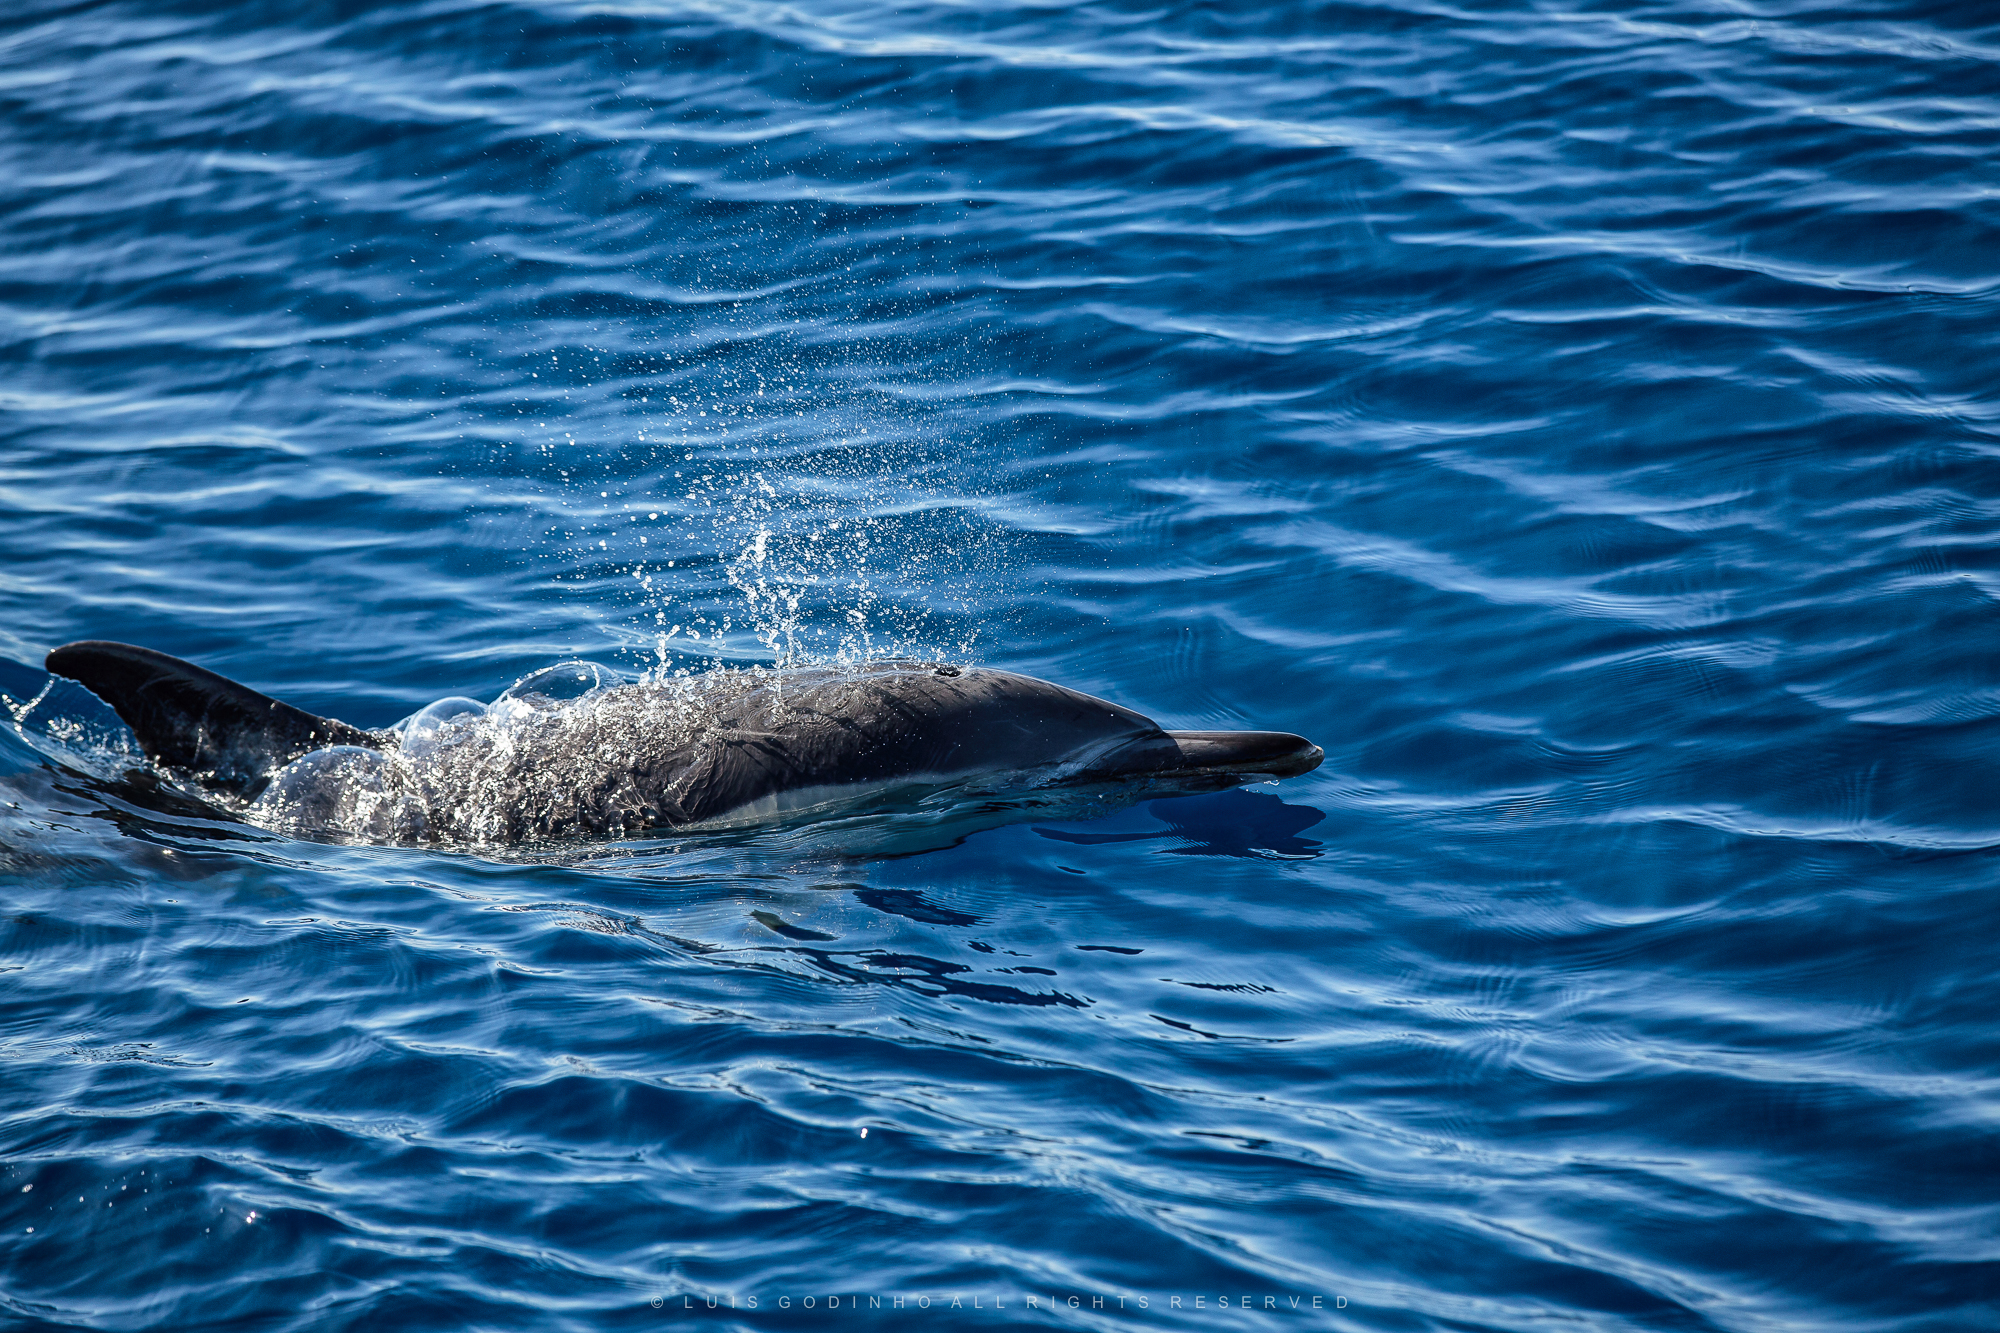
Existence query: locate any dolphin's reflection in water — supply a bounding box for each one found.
[737,793,1327,1011]
[1034,788,1326,860]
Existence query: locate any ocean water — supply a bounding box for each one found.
[3,0,1998,1327]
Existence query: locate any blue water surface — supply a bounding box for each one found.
[3,0,1998,1327]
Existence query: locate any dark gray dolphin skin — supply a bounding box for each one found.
[43,641,381,798]
[45,640,1322,843]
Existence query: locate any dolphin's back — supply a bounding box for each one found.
[416,664,1164,838]
[666,664,1159,823]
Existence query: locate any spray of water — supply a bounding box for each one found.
[511,334,1004,677]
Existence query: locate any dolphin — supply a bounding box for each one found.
[43,640,1322,845]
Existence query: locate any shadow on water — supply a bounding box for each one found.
[756,940,1088,1009]
[847,886,980,926]
[1034,788,1326,860]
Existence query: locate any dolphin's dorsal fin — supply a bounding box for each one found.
[45,640,383,797]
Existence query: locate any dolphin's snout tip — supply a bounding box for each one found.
[1163,730,1321,779]
[1082,730,1323,784]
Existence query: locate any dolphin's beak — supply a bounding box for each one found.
[1080,729,1323,783]
[1159,730,1324,777]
